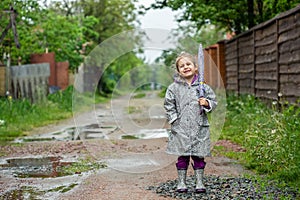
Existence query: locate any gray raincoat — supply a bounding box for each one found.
[164,74,217,157]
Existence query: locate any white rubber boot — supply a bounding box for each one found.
[177,169,188,193]
[194,169,206,193]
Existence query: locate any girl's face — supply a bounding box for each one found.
[177,57,197,79]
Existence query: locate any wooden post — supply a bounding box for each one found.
[5,53,11,96]
[0,64,5,96]
[237,38,240,95]
[209,46,218,88]
[217,40,226,88]
[275,19,279,102]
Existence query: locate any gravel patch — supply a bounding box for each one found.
[147,175,299,200]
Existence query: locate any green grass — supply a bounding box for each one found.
[132,92,146,99]
[158,87,167,98]
[57,158,107,176]
[0,86,109,143]
[127,106,141,114]
[221,92,300,188]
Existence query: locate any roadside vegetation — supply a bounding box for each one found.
[220,93,300,189]
[0,86,107,143]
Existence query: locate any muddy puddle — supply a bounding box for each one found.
[15,124,169,143]
[121,128,169,139]
[14,123,118,143]
[0,155,106,199]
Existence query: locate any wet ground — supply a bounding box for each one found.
[0,91,250,200]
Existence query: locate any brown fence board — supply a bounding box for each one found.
[225,48,238,60]
[255,22,277,37]
[278,26,300,43]
[280,83,300,96]
[255,34,277,47]
[278,14,296,33]
[280,74,300,83]
[255,71,277,80]
[256,89,278,100]
[239,63,254,72]
[255,54,277,64]
[255,79,277,88]
[279,38,300,52]
[255,43,277,55]
[256,62,277,71]
[280,63,300,73]
[239,54,254,64]
[225,59,238,66]
[279,49,300,64]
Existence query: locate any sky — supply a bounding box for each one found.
[136,0,178,30]
[136,0,180,62]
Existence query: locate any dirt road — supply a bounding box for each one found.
[0,91,248,200]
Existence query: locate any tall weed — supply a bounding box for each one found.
[222,93,300,185]
[0,86,109,143]
[0,86,74,142]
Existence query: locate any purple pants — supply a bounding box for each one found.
[176,156,206,170]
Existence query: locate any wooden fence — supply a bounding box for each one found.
[10,63,50,103]
[225,5,300,104]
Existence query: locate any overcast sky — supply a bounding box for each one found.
[137,0,178,30]
[136,0,180,63]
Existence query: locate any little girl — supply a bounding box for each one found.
[164,52,217,193]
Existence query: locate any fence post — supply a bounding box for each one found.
[253,30,257,98]
[208,45,218,88]
[5,53,11,96]
[217,40,226,88]
[237,38,240,95]
[276,19,279,102]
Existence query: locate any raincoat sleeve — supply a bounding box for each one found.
[203,85,217,113]
[164,87,178,124]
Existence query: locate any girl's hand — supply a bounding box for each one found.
[198,97,209,107]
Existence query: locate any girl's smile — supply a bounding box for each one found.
[177,58,197,82]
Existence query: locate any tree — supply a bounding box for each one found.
[77,0,139,44]
[97,52,144,94]
[150,0,300,34]
[0,0,98,71]
[1,0,146,95]
[74,0,146,94]
[0,0,42,63]
[154,23,226,68]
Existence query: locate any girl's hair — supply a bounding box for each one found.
[175,52,197,71]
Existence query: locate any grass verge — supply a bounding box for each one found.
[0,86,108,143]
[220,92,300,189]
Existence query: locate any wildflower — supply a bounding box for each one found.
[272,101,277,105]
[278,92,283,97]
[271,129,276,134]
[0,120,5,126]
[6,91,12,102]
